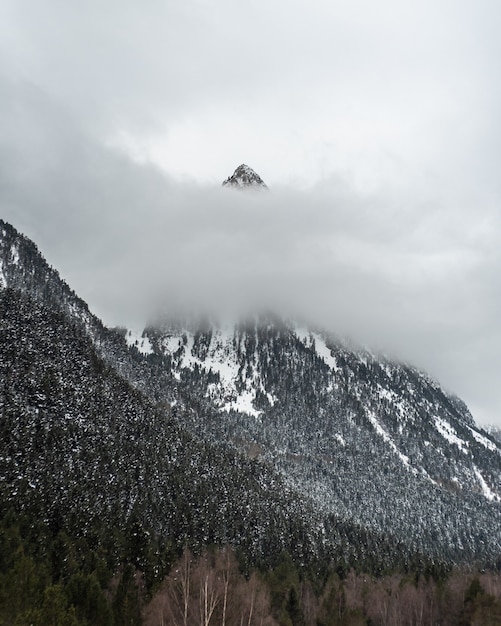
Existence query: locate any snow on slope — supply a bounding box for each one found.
[143,315,501,503]
[434,416,469,454]
[295,328,340,371]
[10,244,19,265]
[156,324,266,418]
[0,261,6,289]
[222,164,268,189]
[473,466,499,501]
[366,410,413,470]
[469,426,500,453]
[126,329,153,355]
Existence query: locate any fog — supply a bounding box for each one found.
[1,1,501,425]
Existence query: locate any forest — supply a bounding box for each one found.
[2,509,501,626]
[2,221,501,624]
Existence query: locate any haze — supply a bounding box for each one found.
[1,0,501,426]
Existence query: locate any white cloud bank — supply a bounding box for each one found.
[1,0,501,425]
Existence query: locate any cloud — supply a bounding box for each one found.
[1,1,501,426]
[2,0,501,189]
[1,75,501,427]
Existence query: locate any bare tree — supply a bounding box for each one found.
[195,554,220,626]
[153,548,194,626]
[300,580,319,626]
[344,570,367,615]
[214,548,234,626]
[143,546,276,626]
[142,548,194,626]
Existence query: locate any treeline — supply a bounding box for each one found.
[144,548,501,626]
[2,508,501,626]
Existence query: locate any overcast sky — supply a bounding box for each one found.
[1,0,501,426]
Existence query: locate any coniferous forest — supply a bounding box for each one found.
[2,219,501,624]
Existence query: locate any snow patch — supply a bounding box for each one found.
[163,336,183,354]
[295,327,312,347]
[312,333,340,371]
[162,325,264,418]
[378,386,397,401]
[126,329,153,355]
[367,414,438,483]
[366,411,414,472]
[266,392,278,407]
[0,261,6,289]
[295,328,339,371]
[222,389,262,419]
[468,427,500,453]
[473,466,499,501]
[378,386,411,421]
[10,244,19,265]
[434,417,469,453]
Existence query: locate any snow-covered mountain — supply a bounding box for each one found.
[3,217,501,565]
[0,221,330,569]
[0,219,179,402]
[139,315,501,561]
[222,164,268,189]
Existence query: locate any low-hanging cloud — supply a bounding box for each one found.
[1,77,501,427]
[2,0,501,427]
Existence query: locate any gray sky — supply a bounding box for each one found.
[1,0,501,426]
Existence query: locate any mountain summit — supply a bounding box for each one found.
[222,164,268,189]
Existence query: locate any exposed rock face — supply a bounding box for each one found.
[222,164,268,189]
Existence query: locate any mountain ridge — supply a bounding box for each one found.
[2,218,501,565]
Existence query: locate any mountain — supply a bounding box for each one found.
[0,219,425,581]
[0,289,325,563]
[2,217,501,574]
[0,220,181,406]
[0,221,320,564]
[222,164,268,189]
[141,315,501,563]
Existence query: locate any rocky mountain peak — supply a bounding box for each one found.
[222,164,268,190]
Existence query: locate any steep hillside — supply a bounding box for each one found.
[0,222,423,579]
[0,219,178,403]
[2,218,501,567]
[0,288,320,567]
[142,316,501,562]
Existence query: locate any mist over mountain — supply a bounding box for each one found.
[3,209,501,622]
[2,217,501,564]
[1,80,499,425]
[3,1,501,621]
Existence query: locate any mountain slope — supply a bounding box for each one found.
[0,219,179,405]
[0,220,429,580]
[2,218,501,566]
[142,316,501,562]
[0,288,323,567]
